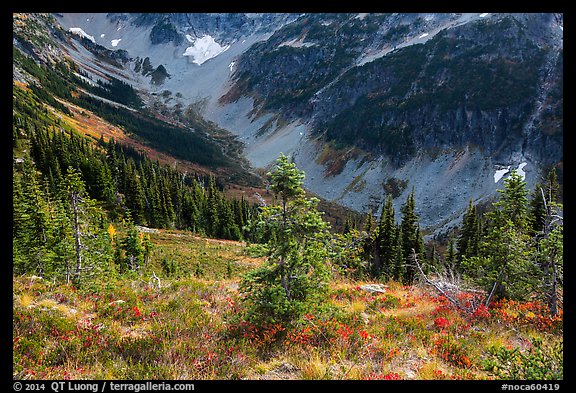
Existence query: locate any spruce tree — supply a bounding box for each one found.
[240,153,330,326]
[400,188,421,283]
[463,171,539,303]
[393,225,405,283]
[376,195,397,279]
[457,199,479,264]
[530,168,560,236]
[59,166,112,285]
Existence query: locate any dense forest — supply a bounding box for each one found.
[13,81,259,285]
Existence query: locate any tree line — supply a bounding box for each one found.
[338,167,563,317]
[13,113,260,284]
[239,155,562,328]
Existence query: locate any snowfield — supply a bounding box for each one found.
[493,162,527,183]
[69,27,95,43]
[183,35,230,65]
[517,162,527,180]
[494,166,510,183]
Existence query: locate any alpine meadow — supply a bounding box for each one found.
[13,12,563,384]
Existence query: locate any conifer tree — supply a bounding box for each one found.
[13,160,53,276]
[60,166,111,285]
[463,171,539,303]
[124,161,146,224]
[530,168,560,236]
[400,188,421,283]
[457,199,480,265]
[376,195,397,279]
[446,237,457,272]
[530,168,563,316]
[240,153,330,325]
[393,225,405,282]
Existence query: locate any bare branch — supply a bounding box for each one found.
[410,248,474,315]
[150,271,161,291]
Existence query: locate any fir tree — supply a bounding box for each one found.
[400,188,421,283]
[376,195,397,279]
[240,154,331,325]
[463,171,539,303]
[457,199,480,265]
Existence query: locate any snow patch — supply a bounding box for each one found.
[356,13,368,20]
[494,166,510,183]
[69,27,95,43]
[279,36,316,49]
[183,35,230,66]
[419,33,429,38]
[494,162,527,183]
[516,162,527,180]
[100,33,105,38]
[185,34,194,43]
[229,61,235,72]
[111,39,122,47]
[479,13,490,18]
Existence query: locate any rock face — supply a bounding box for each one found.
[48,12,563,234]
[228,13,562,168]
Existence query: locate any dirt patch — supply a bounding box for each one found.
[260,362,301,380]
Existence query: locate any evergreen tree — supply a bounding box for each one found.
[446,237,457,272]
[240,154,331,326]
[13,160,54,277]
[529,168,560,236]
[60,167,96,285]
[375,195,397,279]
[530,168,563,316]
[456,199,480,265]
[393,225,405,282]
[124,161,146,224]
[400,188,421,283]
[363,211,375,233]
[463,171,539,303]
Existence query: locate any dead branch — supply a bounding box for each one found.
[410,248,474,315]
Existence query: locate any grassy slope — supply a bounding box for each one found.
[13,229,563,380]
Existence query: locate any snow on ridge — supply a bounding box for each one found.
[111,39,122,47]
[183,35,230,66]
[356,13,368,20]
[479,13,490,18]
[69,27,95,43]
[419,33,429,39]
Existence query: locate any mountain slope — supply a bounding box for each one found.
[33,12,563,232]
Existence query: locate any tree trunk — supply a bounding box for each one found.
[71,192,83,286]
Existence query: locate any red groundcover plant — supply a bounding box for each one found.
[434,317,451,330]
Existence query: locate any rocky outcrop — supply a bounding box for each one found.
[227,13,563,169]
